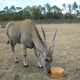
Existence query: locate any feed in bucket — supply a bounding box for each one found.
[50,67,64,78]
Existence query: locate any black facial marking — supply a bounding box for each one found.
[45,58,48,61]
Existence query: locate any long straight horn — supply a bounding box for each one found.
[41,27,47,49]
[49,29,58,53]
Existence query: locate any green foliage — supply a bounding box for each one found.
[0,2,80,21]
[53,12,62,19]
[65,13,74,19]
[23,11,32,19]
[32,6,40,19]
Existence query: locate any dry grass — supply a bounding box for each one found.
[0,23,80,80]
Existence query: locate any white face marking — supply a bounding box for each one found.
[38,63,42,68]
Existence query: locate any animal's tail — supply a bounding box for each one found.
[7,40,9,44]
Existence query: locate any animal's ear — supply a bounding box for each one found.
[34,47,43,54]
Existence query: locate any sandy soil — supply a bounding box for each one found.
[0,23,80,80]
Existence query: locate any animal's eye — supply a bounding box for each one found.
[45,58,48,61]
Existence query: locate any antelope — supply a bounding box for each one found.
[5,19,58,74]
[1,23,6,28]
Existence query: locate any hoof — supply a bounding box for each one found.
[15,60,19,63]
[38,65,43,68]
[24,64,28,67]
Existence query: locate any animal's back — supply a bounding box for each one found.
[5,19,35,43]
[5,19,35,31]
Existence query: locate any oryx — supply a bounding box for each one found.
[5,19,58,74]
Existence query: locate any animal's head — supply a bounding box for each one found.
[36,27,58,74]
[1,23,6,28]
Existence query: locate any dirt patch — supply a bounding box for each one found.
[0,23,80,80]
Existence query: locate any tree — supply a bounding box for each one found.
[22,11,31,19]
[16,7,22,12]
[45,3,52,19]
[62,3,66,14]
[3,6,10,20]
[68,4,72,13]
[45,3,51,13]
[31,6,41,19]
[52,5,61,13]
[10,5,16,13]
[38,5,43,20]
[0,10,6,20]
[42,7,46,14]
[72,2,78,20]
[0,2,80,21]
[24,6,32,14]
[79,5,80,13]
[4,6,9,14]
[72,2,78,14]
[41,6,46,19]
[76,10,79,17]
[53,12,62,19]
[62,3,67,19]
[51,5,62,19]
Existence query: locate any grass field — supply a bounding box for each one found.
[0,23,80,80]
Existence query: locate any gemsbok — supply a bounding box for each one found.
[5,19,58,74]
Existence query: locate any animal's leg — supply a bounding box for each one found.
[10,40,18,63]
[22,44,28,67]
[34,48,43,68]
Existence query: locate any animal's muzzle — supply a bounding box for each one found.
[48,70,51,74]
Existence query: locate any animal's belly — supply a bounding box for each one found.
[26,42,34,49]
[9,32,21,43]
[11,37,21,43]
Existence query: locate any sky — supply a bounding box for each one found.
[0,0,80,10]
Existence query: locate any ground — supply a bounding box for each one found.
[0,23,80,80]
